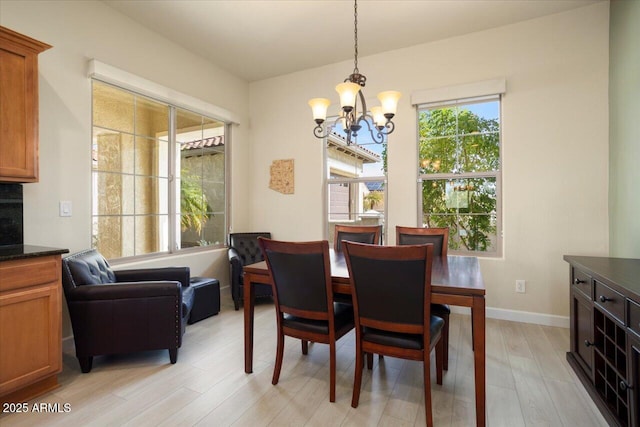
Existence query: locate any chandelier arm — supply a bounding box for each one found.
[384,120,395,134]
[358,116,385,144]
[357,90,367,120]
[313,123,330,139]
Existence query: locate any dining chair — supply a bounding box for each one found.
[396,226,449,256]
[334,224,382,252]
[396,225,452,369]
[343,241,444,426]
[257,237,355,402]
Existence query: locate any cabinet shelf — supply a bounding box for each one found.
[595,309,627,377]
[594,362,628,426]
[593,307,629,425]
[594,345,629,425]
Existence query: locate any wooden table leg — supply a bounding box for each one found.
[243,274,255,373]
[472,295,486,426]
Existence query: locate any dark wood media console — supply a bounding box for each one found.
[564,256,640,427]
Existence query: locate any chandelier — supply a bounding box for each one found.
[308,0,401,145]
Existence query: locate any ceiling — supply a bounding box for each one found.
[103,0,603,82]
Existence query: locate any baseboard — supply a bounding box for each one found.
[449,306,569,328]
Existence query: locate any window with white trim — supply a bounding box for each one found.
[417,95,501,256]
[91,80,228,259]
[325,122,387,246]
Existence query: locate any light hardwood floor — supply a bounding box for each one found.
[1,295,609,426]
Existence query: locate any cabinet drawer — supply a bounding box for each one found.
[629,299,640,338]
[0,256,59,292]
[594,280,625,324]
[571,268,592,299]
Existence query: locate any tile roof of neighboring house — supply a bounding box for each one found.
[180,135,224,150]
[327,131,381,163]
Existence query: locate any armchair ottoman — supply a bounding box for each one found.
[188,277,220,323]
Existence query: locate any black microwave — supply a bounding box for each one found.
[0,184,23,246]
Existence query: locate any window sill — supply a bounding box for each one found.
[108,244,226,266]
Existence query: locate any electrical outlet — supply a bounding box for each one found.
[515,280,526,293]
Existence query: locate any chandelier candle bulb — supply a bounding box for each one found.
[308,98,331,123]
[377,91,402,117]
[370,106,386,128]
[335,82,361,111]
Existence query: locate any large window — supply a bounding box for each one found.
[92,81,227,259]
[325,123,387,246]
[417,95,501,256]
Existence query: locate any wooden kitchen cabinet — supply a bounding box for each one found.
[0,247,67,403]
[0,26,51,183]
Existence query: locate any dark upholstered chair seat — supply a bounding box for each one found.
[362,315,444,350]
[188,277,221,324]
[431,303,450,315]
[283,302,354,335]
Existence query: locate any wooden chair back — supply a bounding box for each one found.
[344,242,434,334]
[395,226,449,256]
[258,238,332,318]
[334,224,382,252]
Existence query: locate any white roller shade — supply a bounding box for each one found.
[411,78,506,107]
[88,59,241,125]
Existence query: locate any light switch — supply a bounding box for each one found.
[59,200,72,217]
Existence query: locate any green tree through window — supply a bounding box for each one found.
[180,170,211,235]
[418,98,500,254]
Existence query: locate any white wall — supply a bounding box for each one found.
[1,0,612,324]
[1,0,252,335]
[249,3,610,322]
[609,0,640,258]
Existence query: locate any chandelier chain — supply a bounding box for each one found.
[353,0,359,74]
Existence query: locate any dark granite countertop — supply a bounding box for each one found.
[0,244,69,262]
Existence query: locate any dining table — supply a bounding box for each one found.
[242,249,486,426]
